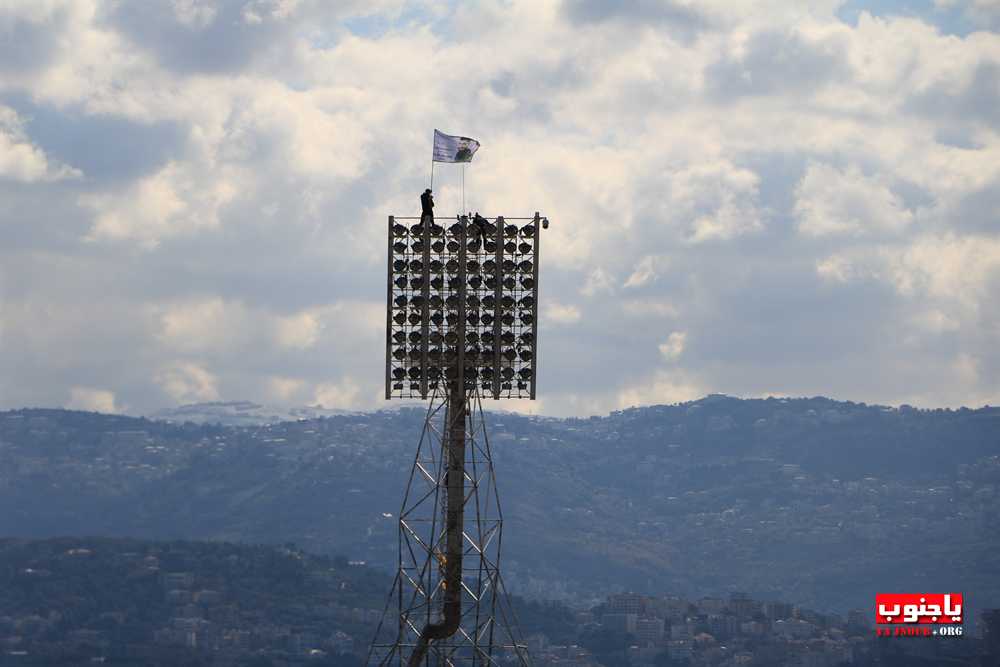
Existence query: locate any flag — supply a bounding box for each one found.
[432,129,481,163]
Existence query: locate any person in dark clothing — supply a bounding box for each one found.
[420,189,434,221]
[471,212,489,240]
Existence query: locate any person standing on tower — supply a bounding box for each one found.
[420,188,434,222]
[471,212,489,241]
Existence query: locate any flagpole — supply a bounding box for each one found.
[461,164,465,216]
[430,160,435,190]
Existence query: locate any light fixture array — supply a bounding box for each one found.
[385,214,542,400]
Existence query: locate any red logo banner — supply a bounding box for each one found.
[875,593,963,625]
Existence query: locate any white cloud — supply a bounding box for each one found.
[816,254,857,283]
[267,376,306,402]
[0,1,77,22]
[313,377,361,410]
[171,0,217,28]
[910,309,961,334]
[817,234,1000,312]
[155,362,220,403]
[225,83,375,180]
[154,298,376,357]
[275,311,321,349]
[581,267,615,297]
[951,352,980,385]
[544,303,582,325]
[617,371,704,409]
[0,106,81,182]
[624,255,668,288]
[622,299,678,318]
[659,332,687,361]
[67,386,118,413]
[795,163,913,236]
[885,234,1000,308]
[82,161,238,247]
[661,160,764,243]
[156,298,242,352]
[487,397,546,415]
[241,0,308,24]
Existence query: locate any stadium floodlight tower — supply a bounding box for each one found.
[367,209,548,667]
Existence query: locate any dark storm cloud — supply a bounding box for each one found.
[705,29,846,99]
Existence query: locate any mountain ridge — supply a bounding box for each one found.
[2,396,998,614]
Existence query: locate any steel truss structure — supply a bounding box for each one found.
[371,213,547,667]
[367,386,530,667]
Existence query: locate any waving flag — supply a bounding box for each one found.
[432,129,481,163]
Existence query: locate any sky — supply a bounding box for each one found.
[0,0,998,417]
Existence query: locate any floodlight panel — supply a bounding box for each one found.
[385,215,541,400]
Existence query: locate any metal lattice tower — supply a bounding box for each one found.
[368,213,547,667]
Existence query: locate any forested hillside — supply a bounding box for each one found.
[2,396,998,612]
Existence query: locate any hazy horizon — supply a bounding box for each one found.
[5,391,998,424]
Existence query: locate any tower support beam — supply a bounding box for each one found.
[367,388,529,667]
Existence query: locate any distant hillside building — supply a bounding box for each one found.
[602,612,638,635]
[634,617,665,645]
[607,592,644,615]
[765,600,794,621]
[728,592,760,617]
[698,597,727,614]
[667,639,693,661]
